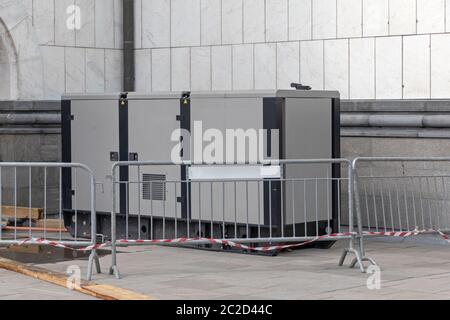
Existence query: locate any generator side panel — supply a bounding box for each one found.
[283,98,333,226]
[127,99,182,219]
[70,99,119,213]
[189,97,264,225]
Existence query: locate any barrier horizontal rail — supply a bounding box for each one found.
[0,162,100,280]
[108,159,368,279]
[352,157,450,266]
[4,157,450,281]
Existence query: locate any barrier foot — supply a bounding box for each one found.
[109,265,121,279]
[339,248,365,273]
[366,257,377,266]
[94,250,101,274]
[349,255,377,272]
[362,256,378,268]
[338,248,349,266]
[87,250,101,281]
[349,256,364,273]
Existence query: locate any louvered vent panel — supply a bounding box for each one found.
[142,174,166,201]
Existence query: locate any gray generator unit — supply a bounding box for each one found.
[61,90,340,240]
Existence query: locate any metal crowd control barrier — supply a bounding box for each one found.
[352,157,450,266]
[108,159,368,279]
[0,162,100,280]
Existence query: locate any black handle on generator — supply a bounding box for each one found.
[291,83,312,90]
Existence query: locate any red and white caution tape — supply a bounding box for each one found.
[363,230,419,237]
[116,231,356,252]
[17,238,110,252]
[14,229,449,253]
[436,230,450,243]
[13,231,356,253]
[363,228,450,243]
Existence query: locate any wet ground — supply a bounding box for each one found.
[0,244,111,264]
[0,229,111,264]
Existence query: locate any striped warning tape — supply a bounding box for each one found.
[12,229,450,253]
[17,238,109,252]
[363,230,419,237]
[437,230,450,243]
[14,231,357,253]
[363,229,450,243]
[116,231,356,252]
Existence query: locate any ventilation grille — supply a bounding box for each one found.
[142,174,166,201]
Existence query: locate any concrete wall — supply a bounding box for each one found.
[342,136,450,231]
[343,137,450,159]
[134,0,450,99]
[3,0,450,100]
[0,134,61,212]
[0,0,123,100]
[0,101,61,211]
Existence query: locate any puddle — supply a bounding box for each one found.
[0,245,111,264]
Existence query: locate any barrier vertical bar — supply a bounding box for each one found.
[246,181,249,238]
[0,167,2,240]
[110,164,120,279]
[59,167,62,241]
[14,167,17,240]
[137,165,141,240]
[29,167,32,239]
[292,180,295,237]
[44,167,47,239]
[174,182,178,239]
[222,181,225,238]
[210,182,214,238]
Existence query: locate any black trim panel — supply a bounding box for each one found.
[61,99,72,210]
[180,92,191,219]
[119,94,129,215]
[331,98,341,232]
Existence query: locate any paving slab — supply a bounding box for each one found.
[26,237,450,300]
[0,269,96,300]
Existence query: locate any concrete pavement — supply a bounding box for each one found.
[31,237,450,300]
[0,268,96,300]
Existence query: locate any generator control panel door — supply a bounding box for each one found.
[127,98,182,219]
[70,99,119,213]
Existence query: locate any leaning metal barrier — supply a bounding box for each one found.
[108,159,368,278]
[352,157,450,265]
[0,162,100,280]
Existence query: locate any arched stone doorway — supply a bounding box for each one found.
[0,19,18,100]
[0,0,44,100]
